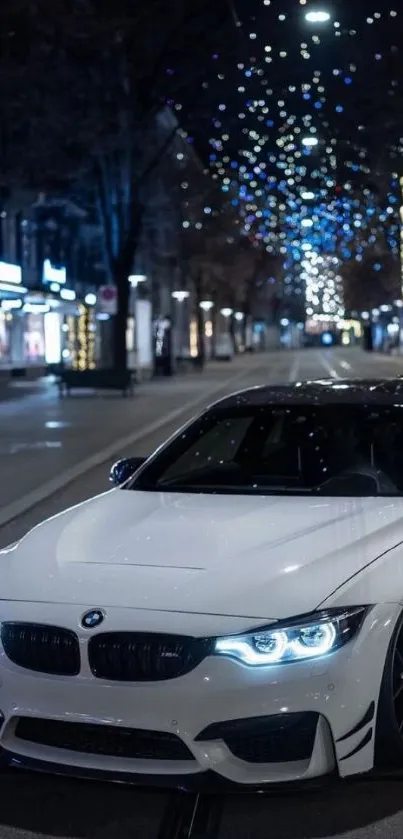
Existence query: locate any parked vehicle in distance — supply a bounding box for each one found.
[214,334,234,360]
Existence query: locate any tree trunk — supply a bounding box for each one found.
[110,215,142,373]
[211,289,218,359]
[229,312,237,354]
[242,277,254,350]
[363,321,373,352]
[242,299,251,350]
[112,261,131,372]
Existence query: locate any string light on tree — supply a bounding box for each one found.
[178,1,403,327]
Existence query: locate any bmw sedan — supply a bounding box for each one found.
[2,378,403,787]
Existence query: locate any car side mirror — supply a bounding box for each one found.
[109,457,146,486]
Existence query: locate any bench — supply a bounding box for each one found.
[175,355,204,373]
[57,369,135,397]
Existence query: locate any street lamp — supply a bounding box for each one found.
[172,290,190,302]
[60,289,76,301]
[220,307,233,318]
[199,300,214,311]
[305,11,331,23]
[129,274,147,287]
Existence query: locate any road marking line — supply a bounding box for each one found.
[288,357,300,382]
[319,352,341,379]
[0,362,267,528]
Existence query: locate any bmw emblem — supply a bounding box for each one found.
[81,609,105,629]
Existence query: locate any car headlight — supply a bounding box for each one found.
[214,607,368,666]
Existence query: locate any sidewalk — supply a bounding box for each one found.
[3,346,397,532]
[0,377,50,404]
[0,354,281,526]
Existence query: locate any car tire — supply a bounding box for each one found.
[375,610,403,769]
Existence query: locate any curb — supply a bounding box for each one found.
[0,361,266,529]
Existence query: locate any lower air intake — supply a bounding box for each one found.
[196,712,319,763]
[15,717,194,761]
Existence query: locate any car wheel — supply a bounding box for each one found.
[375,610,403,769]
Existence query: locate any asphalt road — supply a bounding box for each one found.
[2,347,403,839]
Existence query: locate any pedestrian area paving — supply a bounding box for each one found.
[0,354,279,519]
[2,346,398,526]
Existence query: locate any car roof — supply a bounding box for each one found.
[211,378,403,410]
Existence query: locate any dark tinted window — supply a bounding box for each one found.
[157,416,254,484]
[130,404,403,497]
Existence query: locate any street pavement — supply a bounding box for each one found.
[2,347,403,837]
[0,347,331,536]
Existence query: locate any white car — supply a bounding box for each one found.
[2,378,403,788]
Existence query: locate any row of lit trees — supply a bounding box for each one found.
[203,2,403,321]
[176,154,281,359]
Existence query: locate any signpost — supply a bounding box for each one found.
[98,286,117,315]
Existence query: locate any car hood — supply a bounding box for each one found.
[2,489,403,621]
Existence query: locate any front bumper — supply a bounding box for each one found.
[0,602,399,786]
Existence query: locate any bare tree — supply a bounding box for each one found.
[0,0,232,370]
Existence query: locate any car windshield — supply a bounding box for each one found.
[129,404,403,497]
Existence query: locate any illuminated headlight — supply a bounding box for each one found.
[214,607,367,666]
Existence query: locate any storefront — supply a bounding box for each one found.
[24,310,46,363]
[0,261,26,367]
[338,319,362,347]
[0,297,55,368]
[0,258,100,371]
[0,308,12,365]
[0,290,94,371]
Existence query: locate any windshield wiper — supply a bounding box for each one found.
[154,481,316,494]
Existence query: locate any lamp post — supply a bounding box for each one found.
[199,300,214,362]
[172,290,190,366]
[220,307,235,356]
[128,275,147,375]
[234,311,245,352]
